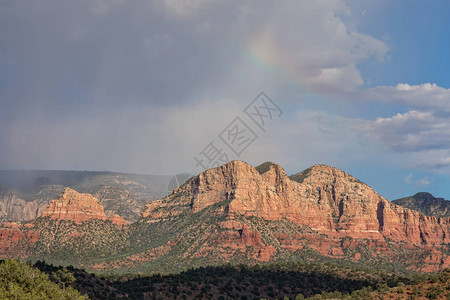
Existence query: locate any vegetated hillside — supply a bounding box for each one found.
[0,170,171,222]
[370,268,450,299]
[0,259,87,299]
[32,260,423,300]
[393,192,450,218]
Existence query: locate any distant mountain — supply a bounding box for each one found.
[393,192,450,218]
[0,170,171,222]
[0,161,449,274]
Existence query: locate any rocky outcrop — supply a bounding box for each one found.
[0,170,171,223]
[108,214,127,226]
[42,187,107,223]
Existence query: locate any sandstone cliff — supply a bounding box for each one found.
[42,187,108,223]
[140,161,449,271]
[0,170,171,223]
[142,161,449,246]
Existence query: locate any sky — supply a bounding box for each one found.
[1,0,450,200]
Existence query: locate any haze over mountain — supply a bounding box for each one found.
[0,170,171,223]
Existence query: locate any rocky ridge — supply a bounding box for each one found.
[139,161,450,272]
[393,192,450,218]
[142,161,449,246]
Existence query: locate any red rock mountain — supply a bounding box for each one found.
[42,187,108,223]
[41,187,127,225]
[141,161,448,245]
[141,161,449,271]
[1,162,448,273]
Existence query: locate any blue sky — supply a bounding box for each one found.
[356,0,450,88]
[1,0,450,200]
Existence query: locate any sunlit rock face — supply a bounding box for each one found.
[142,160,449,246]
[42,187,107,223]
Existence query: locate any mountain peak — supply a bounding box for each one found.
[393,192,450,218]
[143,160,449,250]
[255,162,277,174]
[41,187,108,223]
[289,164,356,185]
[413,192,435,199]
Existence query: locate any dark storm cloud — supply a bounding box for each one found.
[0,0,239,117]
[0,0,392,174]
[0,0,245,172]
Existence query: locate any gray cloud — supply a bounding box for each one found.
[0,0,390,174]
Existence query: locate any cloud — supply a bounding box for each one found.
[85,0,124,15]
[0,0,388,114]
[404,173,432,189]
[162,0,212,18]
[232,1,388,94]
[0,98,243,174]
[358,109,450,172]
[416,156,450,169]
[0,97,367,176]
[361,110,450,152]
[0,0,390,173]
[366,83,450,114]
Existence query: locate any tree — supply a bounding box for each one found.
[295,294,305,300]
[52,268,76,290]
[0,259,87,300]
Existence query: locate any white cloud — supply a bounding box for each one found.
[361,110,450,152]
[366,83,450,113]
[416,156,450,169]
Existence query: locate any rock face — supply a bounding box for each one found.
[42,188,108,223]
[141,161,450,270]
[0,187,47,222]
[142,161,449,246]
[108,214,127,226]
